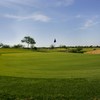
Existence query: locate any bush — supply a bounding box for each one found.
[12,44,24,48]
[59,45,67,49]
[0,43,3,48]
[2,45,10,48]
[68,47,84,53]
[33,47,38,50]
[50,45,55,49]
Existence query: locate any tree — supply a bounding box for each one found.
[2,44,10,48]
[50,44,55,49]
[12,44,24,48]
[21,36,36,48]
[0,43,3,48]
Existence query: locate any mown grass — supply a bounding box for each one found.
[0,48,100,99]
[0,50,100,78]
[0,76,100,100]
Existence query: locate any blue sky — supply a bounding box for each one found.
[0,0,100,47]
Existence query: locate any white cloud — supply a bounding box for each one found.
[3,13,51,22]
[76,15,82,18]
[84,20,94,28]
[80,16,100,29]
[0,0,35,7]
[55,0,74,7]
[0,0,74,8]
[32,14,50,22]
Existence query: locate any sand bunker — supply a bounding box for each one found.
[86,50,100,54]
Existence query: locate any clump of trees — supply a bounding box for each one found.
[0,43,10,48]
[0,36,36,49]
[2,44,10,48]
[12,44,24,48]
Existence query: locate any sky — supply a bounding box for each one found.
[0,0,100,47]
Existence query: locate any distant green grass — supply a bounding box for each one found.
[0,49,100,78]
[0,48,100,99]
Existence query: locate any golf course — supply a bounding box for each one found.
[0,48,100,100]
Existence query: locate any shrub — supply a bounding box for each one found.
[12,44,24,48]
[2,45,10,48]
[33,47,38,50]
[50,45,55,49]
[68,47,84,53]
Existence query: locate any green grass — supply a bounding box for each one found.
[0,48,100,99]
[0,49,100,78]
[0,76,100,100]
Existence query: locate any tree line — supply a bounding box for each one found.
[0,36,36,49]
[0,36,100,49]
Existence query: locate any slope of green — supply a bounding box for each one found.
[0,49,100,78]
[0,48,100,99]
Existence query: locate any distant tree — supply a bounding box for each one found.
[2,44,10,48]
[90,45,93,48]
[59,45,67,48]
[50,44,55,49]
[12,44,24,48]
[0,43,3,48]
[68,47,84,53]
[21,36,36,48]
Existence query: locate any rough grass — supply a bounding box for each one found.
[0,48,100,99]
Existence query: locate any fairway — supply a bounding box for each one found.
[0,49,100,99]
[0,49,100,78]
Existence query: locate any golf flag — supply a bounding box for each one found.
[54,39,56,43]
